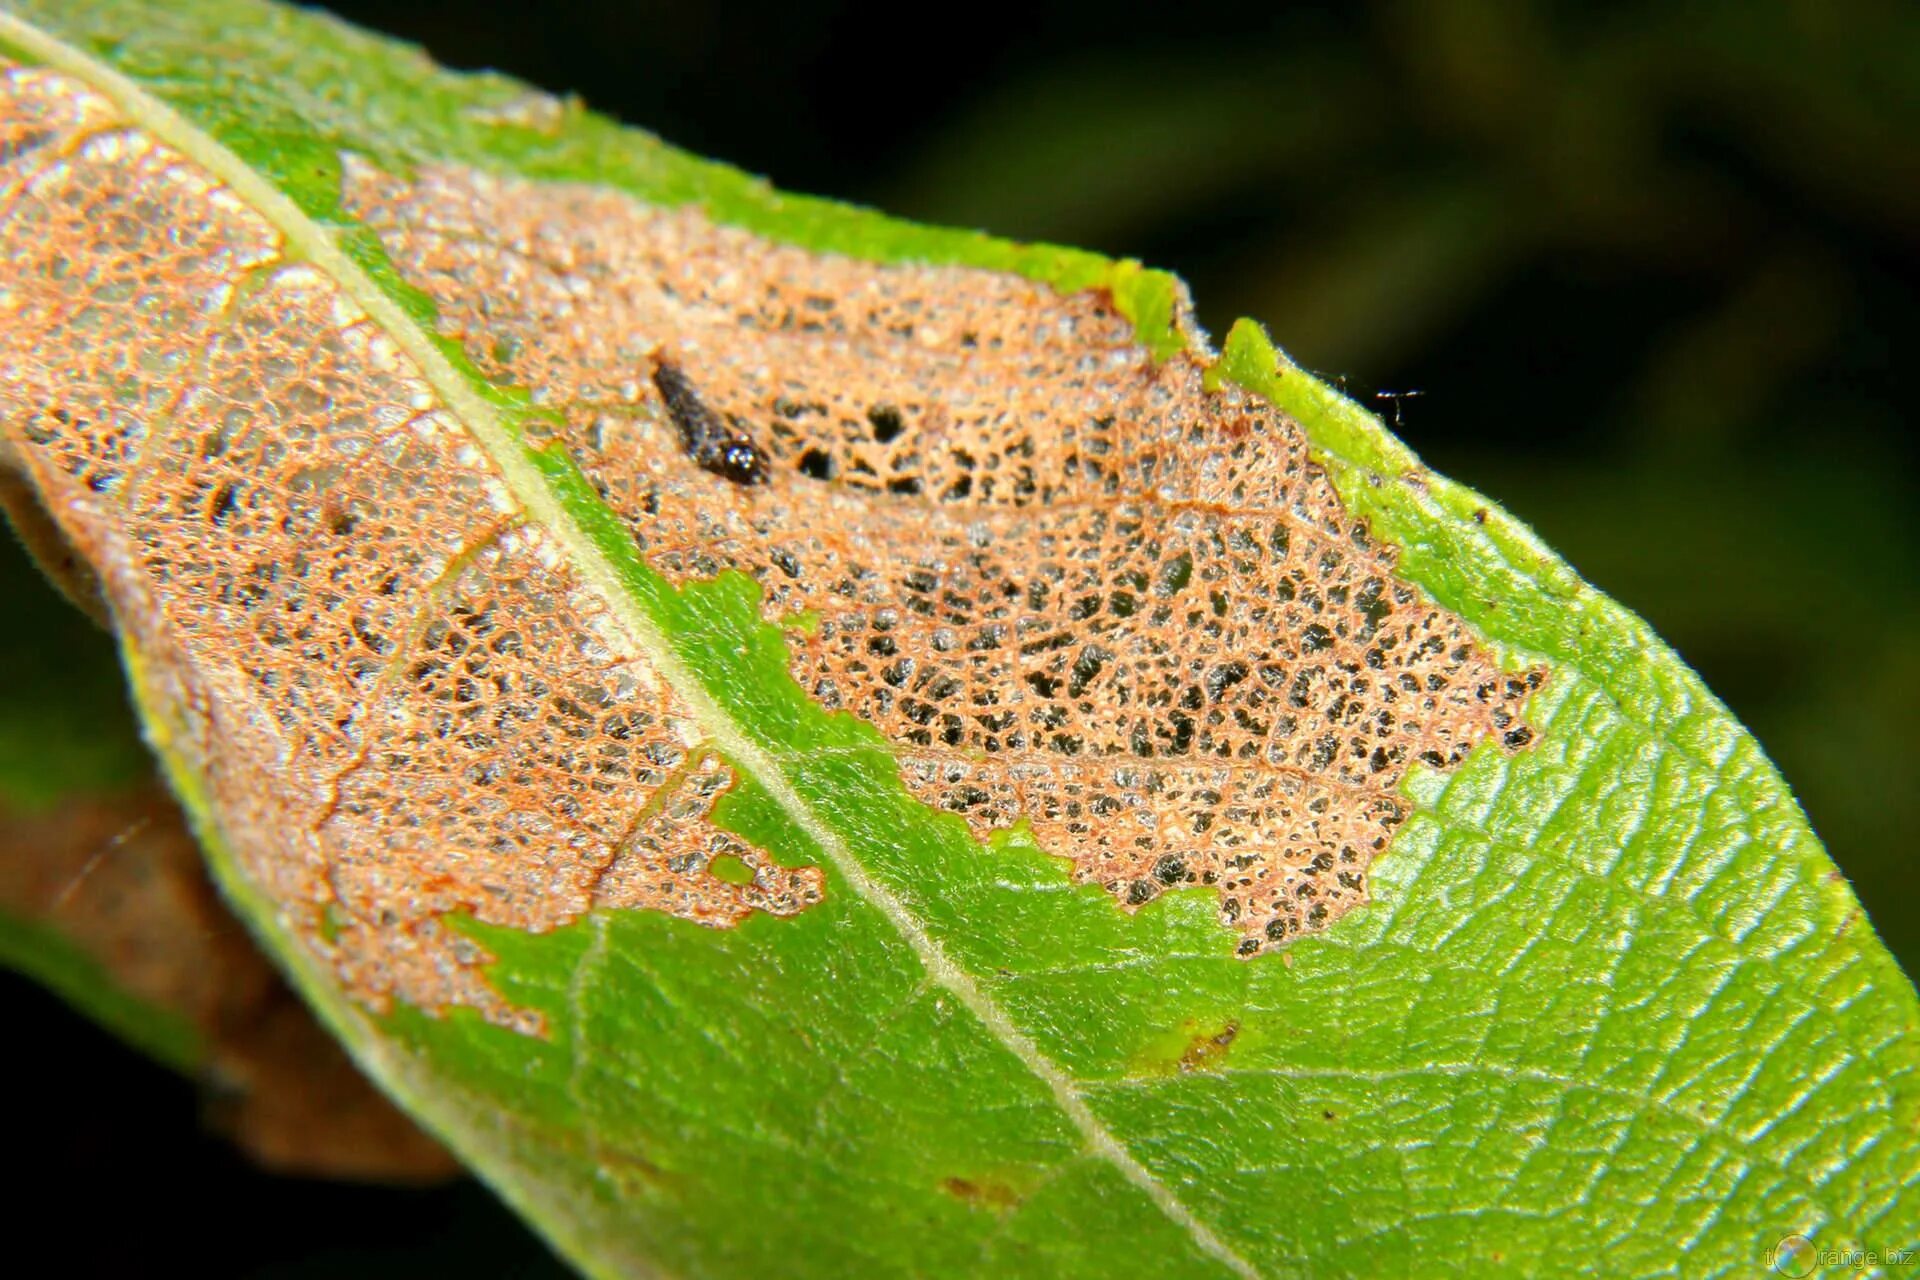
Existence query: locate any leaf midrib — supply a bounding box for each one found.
[0,12,1263,1278]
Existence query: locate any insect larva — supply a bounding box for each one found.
[651,357,769,486]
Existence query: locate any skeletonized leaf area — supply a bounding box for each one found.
[343,157,1543,957]
[0,64,822,1025]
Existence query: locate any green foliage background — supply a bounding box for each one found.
[7,0,1915,1273]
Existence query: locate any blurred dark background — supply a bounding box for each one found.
[14,0,1916,1271]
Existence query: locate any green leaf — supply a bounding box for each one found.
[1,3,1913,1277]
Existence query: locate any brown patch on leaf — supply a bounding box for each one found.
[0,65,823,1026]
[336,157,1545,953]
[940,1175,1025,1212]
[0,784,455,1182]
[1180,1019,1240,1073]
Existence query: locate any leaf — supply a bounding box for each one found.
[0,532,455,1180]
[1,2,1914,1276]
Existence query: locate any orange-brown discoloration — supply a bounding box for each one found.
[1180,1020,1240,1073]
[0,784,455,1181]
[0,65,822,1026]
[940,1175,1026,1212]
[339,159,1543,954]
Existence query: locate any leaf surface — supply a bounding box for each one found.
[0,535,455,1179]
[0,3,1914,1277]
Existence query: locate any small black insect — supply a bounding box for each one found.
[651,358,769,486]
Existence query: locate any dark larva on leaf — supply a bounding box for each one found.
[712,438,769,486]
[651,357,769,485]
